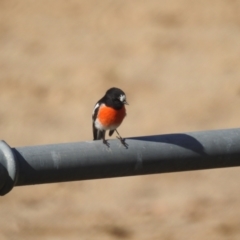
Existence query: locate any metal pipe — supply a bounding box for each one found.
[0,128,240,195]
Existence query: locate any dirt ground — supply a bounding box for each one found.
[1,0,240,239]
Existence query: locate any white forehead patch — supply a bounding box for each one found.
[119,94,126,102]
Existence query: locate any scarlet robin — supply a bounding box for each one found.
[92,87,128,146]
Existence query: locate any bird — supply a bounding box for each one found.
[92,87,128,146]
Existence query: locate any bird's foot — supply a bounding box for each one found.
[116,136,128,149]
[103,139,110,147]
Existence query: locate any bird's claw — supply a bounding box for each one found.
[103,139,110,147]
[116,136,128,148]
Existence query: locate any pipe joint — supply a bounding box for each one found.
[0,141,18,195]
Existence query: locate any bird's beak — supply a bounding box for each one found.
[124,100,129,105]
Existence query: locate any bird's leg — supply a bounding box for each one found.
[102,131,110,147]
[115,129,128,148]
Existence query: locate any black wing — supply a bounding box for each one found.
[92,122,98,140]
[92,102,106,140]
[92,103,99,140]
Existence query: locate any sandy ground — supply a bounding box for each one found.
[1,0,240,239]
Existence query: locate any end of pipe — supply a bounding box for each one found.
[0,141,18,195]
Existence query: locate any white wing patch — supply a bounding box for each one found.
[92,103,100,116]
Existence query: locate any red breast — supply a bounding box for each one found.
[98,105,126,128]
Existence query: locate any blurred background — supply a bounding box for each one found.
[1,0,240,239]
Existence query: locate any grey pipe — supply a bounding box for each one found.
[0,128,240,195]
